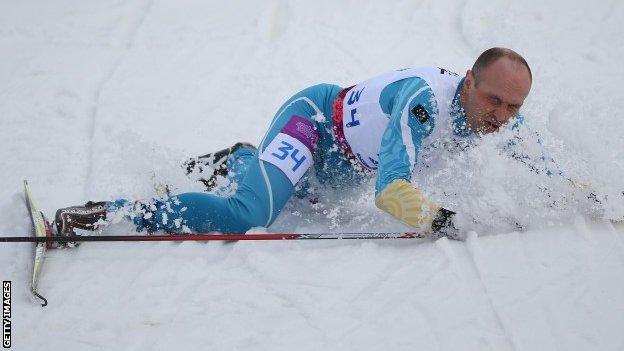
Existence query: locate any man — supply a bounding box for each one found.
[52,47,532,247]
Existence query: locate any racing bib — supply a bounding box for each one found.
[341,67,462,170]
[259,115,318,185]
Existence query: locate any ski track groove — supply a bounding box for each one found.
[583,220,624,273]
[77,243,167,325]
[456,0,476,55]
[324,257,449,349]
[601,0,619,21]
[608,222,624,265]
[463,235,518,351]
[240,257,329,338]
[84,0,153,197]
[266,0,290,43]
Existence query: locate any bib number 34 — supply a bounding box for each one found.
[260,132,314,185]
[271,141,307,172]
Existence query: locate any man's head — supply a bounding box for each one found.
[460,47,532,134]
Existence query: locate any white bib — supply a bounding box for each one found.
[341,67,462,170]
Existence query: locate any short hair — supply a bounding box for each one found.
[472,47,532,84]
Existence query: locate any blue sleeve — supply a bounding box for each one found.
[510,114,524,131]
[503,117,564,177]
[375,78,437,194]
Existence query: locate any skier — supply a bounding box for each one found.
[52,47,532,247]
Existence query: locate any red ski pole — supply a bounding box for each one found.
[1,232,427,243]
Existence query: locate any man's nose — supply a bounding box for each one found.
[493,105,510,123]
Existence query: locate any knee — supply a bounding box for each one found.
[228,195,272,230]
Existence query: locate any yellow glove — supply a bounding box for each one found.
[375,179,441,230]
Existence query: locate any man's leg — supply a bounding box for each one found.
[86,84,343,235]
[108,158,292,234]
[183,142,257,192]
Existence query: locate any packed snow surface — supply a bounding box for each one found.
[1,0,624,350]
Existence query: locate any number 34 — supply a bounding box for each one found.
[271,141,307,171]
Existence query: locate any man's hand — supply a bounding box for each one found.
[430,208,463,240]
[375,179,464,239]
[375,179,440,229]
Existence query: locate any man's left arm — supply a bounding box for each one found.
[504,119,623,217]
[374,78,459,238]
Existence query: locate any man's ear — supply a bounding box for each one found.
[464,69,474,90]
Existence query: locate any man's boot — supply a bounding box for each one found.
[183,142,256,191]
[53,201,108,248]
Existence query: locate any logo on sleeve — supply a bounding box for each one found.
[411,104,430,124]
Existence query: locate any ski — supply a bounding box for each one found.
[23,180,49,307]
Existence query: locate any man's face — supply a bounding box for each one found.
[461,58,532,134]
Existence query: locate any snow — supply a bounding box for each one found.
[1,0,623,350]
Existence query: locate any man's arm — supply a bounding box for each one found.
[374,78,457,235]
[503,122,623,218]
[503,118,565,177]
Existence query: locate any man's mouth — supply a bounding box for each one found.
[484,119,500,131]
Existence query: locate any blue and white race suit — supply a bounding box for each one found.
[110,67,494,233]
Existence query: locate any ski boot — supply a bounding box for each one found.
[52,201,108,248]
[183,142,256,191]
